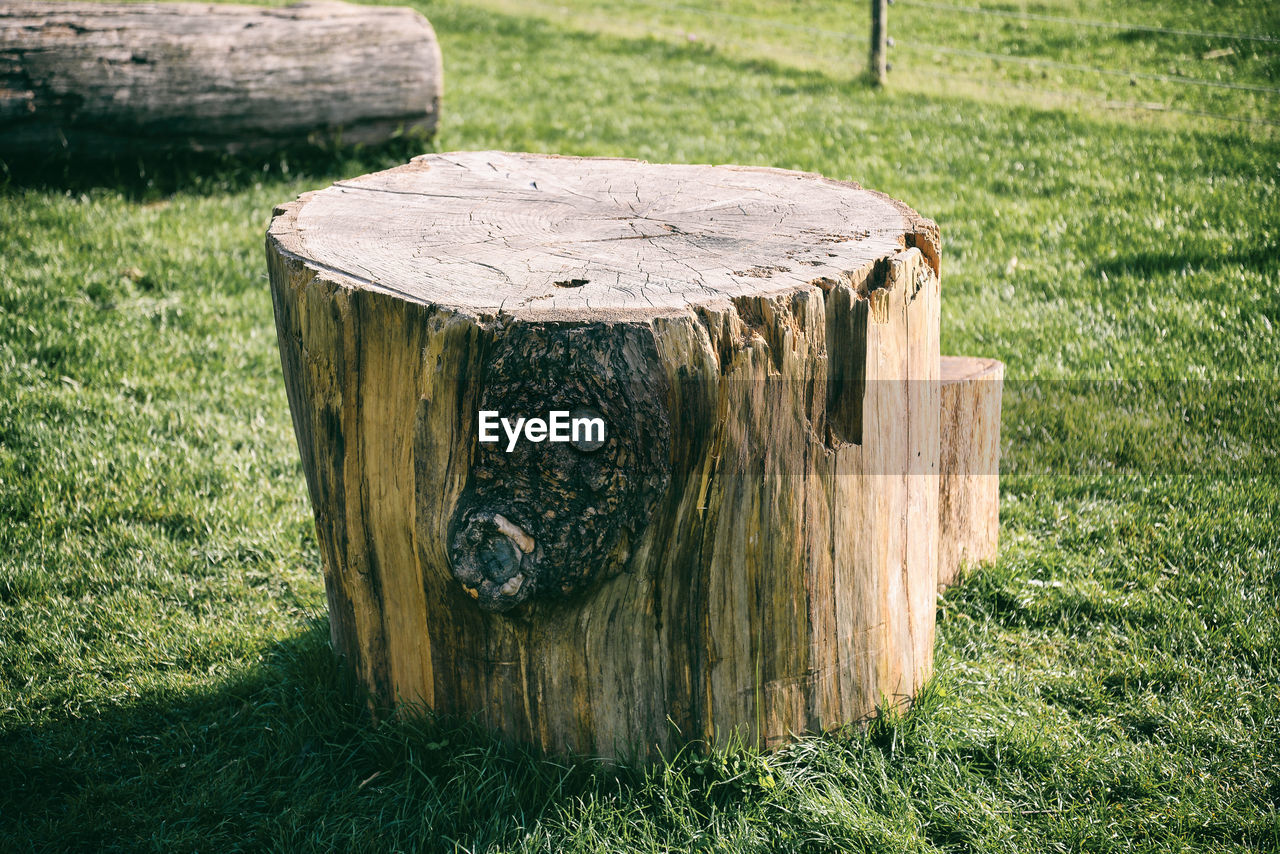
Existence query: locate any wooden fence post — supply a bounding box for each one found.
[870,0,888,87]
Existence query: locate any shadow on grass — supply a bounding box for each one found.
[1090,242,1279,278]
[0,136,438,201]
[0,618,644,852]
[0,612,870,852]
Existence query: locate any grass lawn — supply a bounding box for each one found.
[2,0,1278,850]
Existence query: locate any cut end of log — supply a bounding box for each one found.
[941,354,1002,385]
[268,151,940,321]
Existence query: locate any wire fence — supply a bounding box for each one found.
[894,41,1280,95]
[923,65,1280,128]
[894,0,1280,44]
[618,0,1278,128]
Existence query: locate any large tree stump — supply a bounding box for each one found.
[938,356,1003,588]
[0,1,443,158]
[267,151,943,759]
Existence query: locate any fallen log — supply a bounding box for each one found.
[0,1,443,158]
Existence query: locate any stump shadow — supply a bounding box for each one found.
[0,617,646,852]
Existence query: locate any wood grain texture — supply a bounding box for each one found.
[0,1,443,157]
[938,355,1003,589]
[270,150,939,319]
[267,152,942,760]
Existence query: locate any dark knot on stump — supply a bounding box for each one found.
[450,510,537,609]
[445,322,672,612]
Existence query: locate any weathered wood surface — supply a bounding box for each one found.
[267,151,943,760]
[938,355,1003,588]
[0,1,443,157]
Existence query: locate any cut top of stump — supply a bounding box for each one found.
[268,151,939,321]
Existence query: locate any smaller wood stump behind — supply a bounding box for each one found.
[267,151,944,760]
[938,356,1003,588]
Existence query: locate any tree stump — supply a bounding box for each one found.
[267,151,943,759]
[938,356,1003,588]
[0,1,443,158]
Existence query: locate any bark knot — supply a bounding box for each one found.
[446,322,672,612]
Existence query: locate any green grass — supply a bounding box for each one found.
[2,0,1278,850]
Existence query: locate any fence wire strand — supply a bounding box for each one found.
[894,1,1280,44]
[920,67,1280,127]
[897,40,1280,94]
[627,0,858,38]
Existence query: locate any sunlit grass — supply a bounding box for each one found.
[1,1,1277,851]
